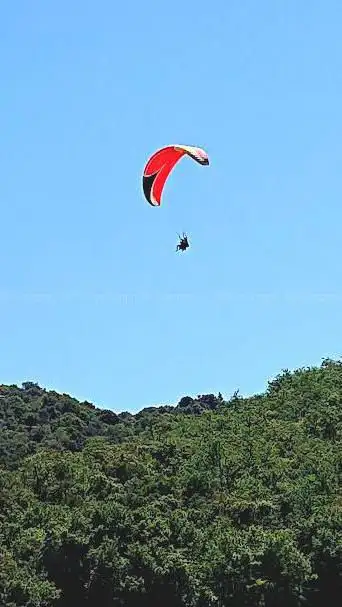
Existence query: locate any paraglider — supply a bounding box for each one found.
[176,233,189,252]
[142,144,209,207]
[142,144,209,252]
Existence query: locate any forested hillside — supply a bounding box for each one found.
[1,359,342,607]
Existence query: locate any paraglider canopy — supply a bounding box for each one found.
[142,144,209,206]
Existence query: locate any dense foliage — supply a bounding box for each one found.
[0,359,342,606]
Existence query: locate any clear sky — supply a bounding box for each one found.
[1,0,342,412]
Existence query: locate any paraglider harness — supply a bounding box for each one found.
[176,233,189,252]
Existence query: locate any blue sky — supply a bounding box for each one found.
[1,0,342,412]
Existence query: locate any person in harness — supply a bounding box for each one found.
[176,233,190,252]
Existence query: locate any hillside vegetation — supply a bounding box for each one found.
[1,359,342,606]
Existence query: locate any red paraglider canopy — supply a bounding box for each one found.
[142,144,209,206]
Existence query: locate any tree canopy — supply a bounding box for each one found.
[1,358,342,606]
